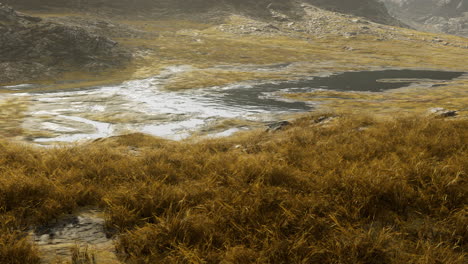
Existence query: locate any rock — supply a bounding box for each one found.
[266,121,291,132]
[315,116,329,123]
[264,24,280,31]
[30,208,119,263]
[343,31,358,37]
[313,116,335,125]
[0,4,130,84]
[269,9,289,21]
[429,107,458,117]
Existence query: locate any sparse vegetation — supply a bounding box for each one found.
[71,245,97,264]
[1,113,466,263]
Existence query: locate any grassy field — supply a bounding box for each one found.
[1,7,467,263]
[1,113,466,263]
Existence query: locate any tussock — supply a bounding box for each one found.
[0,113,466,263]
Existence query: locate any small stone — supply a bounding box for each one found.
[344,32,357,38]
[264,24,279,31]
[429,107,458,117]
[266,121,291,132]
[314,116,335,125]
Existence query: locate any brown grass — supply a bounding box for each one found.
[70,245,97,264]
[0,113,467,263]
[0,97,28,137]
[0,226,40,264]
[285,77,468,117]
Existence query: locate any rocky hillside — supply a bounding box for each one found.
[305,0,402,25]
[0,0,407,85]
[4,0,401,25]
[382,0,468,37]
[0,3,130,84]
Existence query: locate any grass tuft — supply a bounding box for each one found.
[0,113,466,263]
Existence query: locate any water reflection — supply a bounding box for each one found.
[4,68,465,143]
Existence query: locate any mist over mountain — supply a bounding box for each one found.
[382,0,468,36]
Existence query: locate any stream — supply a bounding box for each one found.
[2,67,465,143]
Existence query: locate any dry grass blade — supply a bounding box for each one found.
[0,113,467,263]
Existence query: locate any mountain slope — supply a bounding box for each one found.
[382,0,468,36]
[0,3,130,83]
[3,0,402,25]
[305,0,402,25]
[2,0,466,87]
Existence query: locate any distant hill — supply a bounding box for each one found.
[381,0,468,37]
[304,0,402,25]
[3,0,402,26]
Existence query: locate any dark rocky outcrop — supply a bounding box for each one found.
[0,3,130,83]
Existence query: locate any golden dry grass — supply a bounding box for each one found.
[0,113,466,263]
[0,97,28,137]
[285,78,468,117]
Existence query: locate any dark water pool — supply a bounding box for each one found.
[213,69,465,111]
